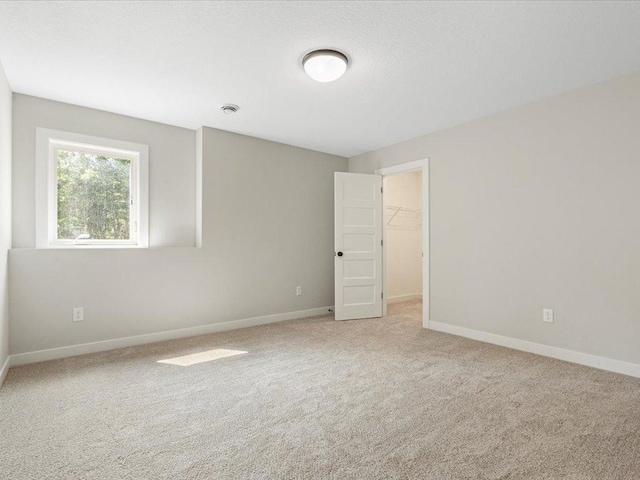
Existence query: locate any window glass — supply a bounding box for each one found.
[56,148,132,241]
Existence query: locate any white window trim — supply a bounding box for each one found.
[36,128,149,248]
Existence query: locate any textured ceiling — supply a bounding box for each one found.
[1,1,640,157]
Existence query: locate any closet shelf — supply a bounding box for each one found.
[385,205,422,230]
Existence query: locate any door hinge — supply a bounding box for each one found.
[381,187,383,194]
[381,239,384,247]
[381,292,384,299]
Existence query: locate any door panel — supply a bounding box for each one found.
[334,172,382,321]
[343,259,375,279]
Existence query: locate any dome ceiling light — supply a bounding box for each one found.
[302,49,349,83]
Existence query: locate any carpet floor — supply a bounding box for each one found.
[1,299,640,479]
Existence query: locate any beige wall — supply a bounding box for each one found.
[9,118,346,353]
[385,171,422,299]
[350,72,640,365]
[12,94,197,248]
[0,62,11,371]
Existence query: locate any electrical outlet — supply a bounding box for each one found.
[543,308,553,323]
[73,307,84,322]
[296,286,303,296]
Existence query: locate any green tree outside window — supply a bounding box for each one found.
[57,149,131,240]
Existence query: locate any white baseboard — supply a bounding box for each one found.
[8,308,637,385]
[429,321,640,379]
[8,306,333,368]
[0,355,10,388]
[387,293,422,304]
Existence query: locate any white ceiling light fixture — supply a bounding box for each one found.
[220,104,239,114]
[302,49,349,83]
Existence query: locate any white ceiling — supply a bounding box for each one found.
[1,1,640,158]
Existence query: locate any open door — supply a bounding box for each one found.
[334,172,383,321]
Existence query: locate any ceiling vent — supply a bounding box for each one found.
[220,104,239,114]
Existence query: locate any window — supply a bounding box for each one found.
[36,129,149,248]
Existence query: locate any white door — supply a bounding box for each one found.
[334,172,383,321]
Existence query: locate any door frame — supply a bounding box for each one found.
[375,158,429,328]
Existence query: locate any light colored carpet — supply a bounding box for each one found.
[2,299,640,479]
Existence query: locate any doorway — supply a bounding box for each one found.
[333,159,428,326]
[377,159,429,328]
